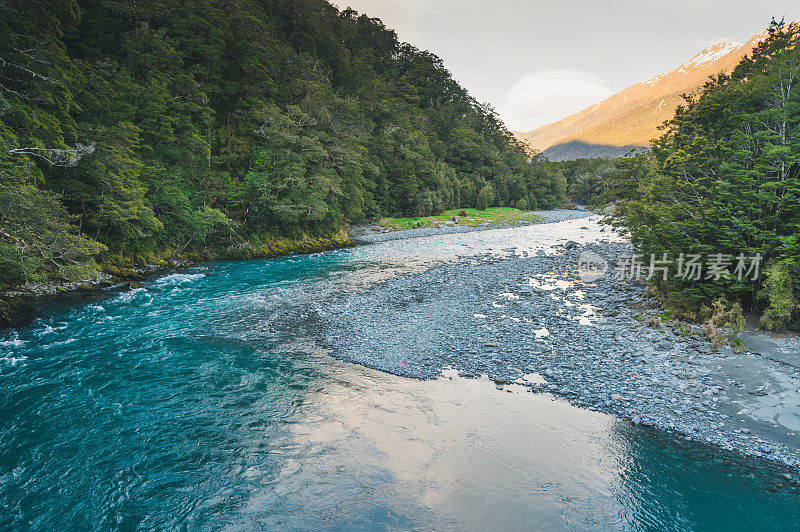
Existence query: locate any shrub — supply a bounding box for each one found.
[701,298,746,346]
[759,261,797,331]
[476,184,494,211]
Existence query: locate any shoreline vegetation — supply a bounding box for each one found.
[547,21,800,333]
[0,229,353,329]
[375,207,543,231]
[0,208,583,330]
[0,0,568,321]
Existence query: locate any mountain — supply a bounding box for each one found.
[515,28,773,160]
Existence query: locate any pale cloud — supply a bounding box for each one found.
[332,0,445,45]
[498,70,614,131]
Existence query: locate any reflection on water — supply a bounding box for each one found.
[1,218,800,529]
[279,368,629,530]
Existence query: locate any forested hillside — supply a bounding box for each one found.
[0,0,566,290]
[554,154,648,207]
[610,20,800,330]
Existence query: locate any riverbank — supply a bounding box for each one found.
[349,208,593,244]
[0,231,354,330]
[1,210,591,329]
[8,210,800,472]
[372,207,544,231]
[322,216,800,472]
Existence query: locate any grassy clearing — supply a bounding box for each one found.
[379,207,542,231]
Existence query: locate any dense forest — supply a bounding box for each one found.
[0,0,566,291]
[608,20,800,330]
[554,154,648,208]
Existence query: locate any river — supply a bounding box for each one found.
[2,219,800,530]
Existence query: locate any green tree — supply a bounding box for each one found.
[610,21,800,327]
[0,0,568,291]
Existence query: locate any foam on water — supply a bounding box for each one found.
[1,355,27,366]
[0,332,25,349]
[114,287,148,302]
[154,272,206,286]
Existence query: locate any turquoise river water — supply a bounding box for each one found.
[2,224,800,530]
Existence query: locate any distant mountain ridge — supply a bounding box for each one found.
[515,26,774,160]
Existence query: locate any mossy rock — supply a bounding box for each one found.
[101,264,145,281]
[0,297,34,329]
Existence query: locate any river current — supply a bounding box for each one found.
[2,220,799,530]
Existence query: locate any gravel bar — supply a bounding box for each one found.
[349,209,594,244]
[320,239,800,473]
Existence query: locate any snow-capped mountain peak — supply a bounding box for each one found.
[679,40,743,72]
[515,22,797,160]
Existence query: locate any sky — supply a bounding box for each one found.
[331,0,798,132]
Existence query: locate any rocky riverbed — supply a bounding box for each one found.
[322,215,800,473]
[349,209,594,244]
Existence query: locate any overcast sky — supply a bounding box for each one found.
[332,0,797,132]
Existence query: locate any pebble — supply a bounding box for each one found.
[321,233,800,469]
[350,209,594,244]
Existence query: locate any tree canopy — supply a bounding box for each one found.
[609,20,800,329]
[0,0,566,288]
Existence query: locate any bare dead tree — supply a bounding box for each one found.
[8,142,96,167]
